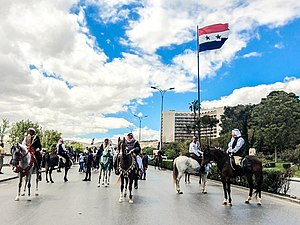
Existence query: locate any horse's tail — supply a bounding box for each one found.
[173,158,178,184]
[116,175,121,184]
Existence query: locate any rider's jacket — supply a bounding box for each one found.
[22,134,42,153]
[125,139,141,155]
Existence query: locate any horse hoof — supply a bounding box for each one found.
[223,202,227,205]
[245,200,250,204]
[228,203,232,206]
[27,197,31,201]
[178,191,183,194]
[97,184,100,187]
[129,199,133,204]
[64,178,68,182]
[35,193,39,196]
[51,181,54,183]
[15,197,19,201]
[21,193,25,196]
[47,181,49,183]
[257,202,262,206]
[102,182,104,185]
[119,198,123,203]
[105,184,108,187]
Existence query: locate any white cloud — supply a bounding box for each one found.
[274,42,285,49]
[241,52,262,58]
[201,77,300,109]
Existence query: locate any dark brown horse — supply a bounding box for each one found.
[202,147,263,206]
[117,137,137,203]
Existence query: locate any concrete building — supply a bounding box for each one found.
[162,107,224,142]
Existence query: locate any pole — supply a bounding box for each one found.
[197,25,201,140]
[160,92,164,151]
[139,118,141,142]
[151,86,174,151]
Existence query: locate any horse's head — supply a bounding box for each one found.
[202,147,213,165]
[117,137,127,155]
[11,144,22,165]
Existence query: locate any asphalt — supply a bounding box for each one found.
[2,158,300,204]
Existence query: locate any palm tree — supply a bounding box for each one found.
[188,100,200,136]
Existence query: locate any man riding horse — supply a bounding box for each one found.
[21,128,42,179]
[226,129,246,169]
[56,138,70,169]
[114,133,141,189]
[189,136,203,166]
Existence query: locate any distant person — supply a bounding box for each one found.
[0,142,4,174]
[83,150,93,181]
[56,138,70,171]
[141,152,149,180]
[78,153,84,173]
[226,129,246,166]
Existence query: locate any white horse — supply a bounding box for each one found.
[173,156,208,194]
[98,146,113,187]
[11,144,40,201]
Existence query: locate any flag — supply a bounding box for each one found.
[198,23,229,52]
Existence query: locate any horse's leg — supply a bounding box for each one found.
[15,175,22,201]
[227,180,232,206]
[98,168,102,187]
[128,176,134,204]
[22,175,27,196]
[124,177,128,197]
[245,174,254,204]
[50,166,54,183]
[27,173,34,201]
[102,169,105,186]
[35,169,39,196]
[64,166,69,182]
[119,176,124,202]
[255,172,263,206]
[200,173,208,194]
[176,172,184,194]
[107,169,111,185]
[222,179,228,205]
[46,166,49,183]
[104,169,108,187]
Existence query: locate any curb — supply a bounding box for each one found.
[208,179,300,205]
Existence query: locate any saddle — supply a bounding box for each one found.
[230,156,252,172]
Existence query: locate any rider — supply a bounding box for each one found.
[189,136,203,165]
[226,129,246,166]
[22,128,42,175]
[115,133,141,189]
[56,138,70,170]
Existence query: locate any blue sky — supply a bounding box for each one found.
[1,0,300,143]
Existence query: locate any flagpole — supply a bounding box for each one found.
[197,25,201,140]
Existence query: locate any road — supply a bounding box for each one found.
[0,165,300,225]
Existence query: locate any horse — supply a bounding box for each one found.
[44,151,71,182]
[98,147,113,187]
[11,144,40,201]
[116,137,137,203]
[202,147,263,206]
[173,156,207,194]
[43,151,58,183]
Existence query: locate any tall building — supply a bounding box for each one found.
[162,107,224,142]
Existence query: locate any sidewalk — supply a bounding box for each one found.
[0,165,18,182]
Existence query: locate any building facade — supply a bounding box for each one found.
[162,107,224,142]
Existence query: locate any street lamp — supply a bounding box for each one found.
[134,114,148,142]
[151,86,175,151]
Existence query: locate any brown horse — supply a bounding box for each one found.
[202,147,263,206]
[116,137,137,203]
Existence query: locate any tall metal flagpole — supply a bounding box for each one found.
[197,26,201,140]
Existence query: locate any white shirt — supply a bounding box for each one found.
[189,141,202,157]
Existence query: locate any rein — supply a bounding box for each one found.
[15,147,35,177]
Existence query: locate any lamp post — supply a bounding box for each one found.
[134,114,148,142]
[151,86,175,151]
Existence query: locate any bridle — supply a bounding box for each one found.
[13,145,35,177]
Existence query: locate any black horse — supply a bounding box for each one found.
[202,147,263,206]
[116,137,137,203]
[43,152,70,183]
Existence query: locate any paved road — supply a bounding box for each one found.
[1,165,300,225]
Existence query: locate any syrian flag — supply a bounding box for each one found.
[198,23,229,52]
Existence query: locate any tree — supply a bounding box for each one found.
[250,91,300,157]
[0,118,9,142]
[42,130,61,152]
[200,115,219,146]
[9,120,42,143]
[188,100,200,136]
[220,104,252,151]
